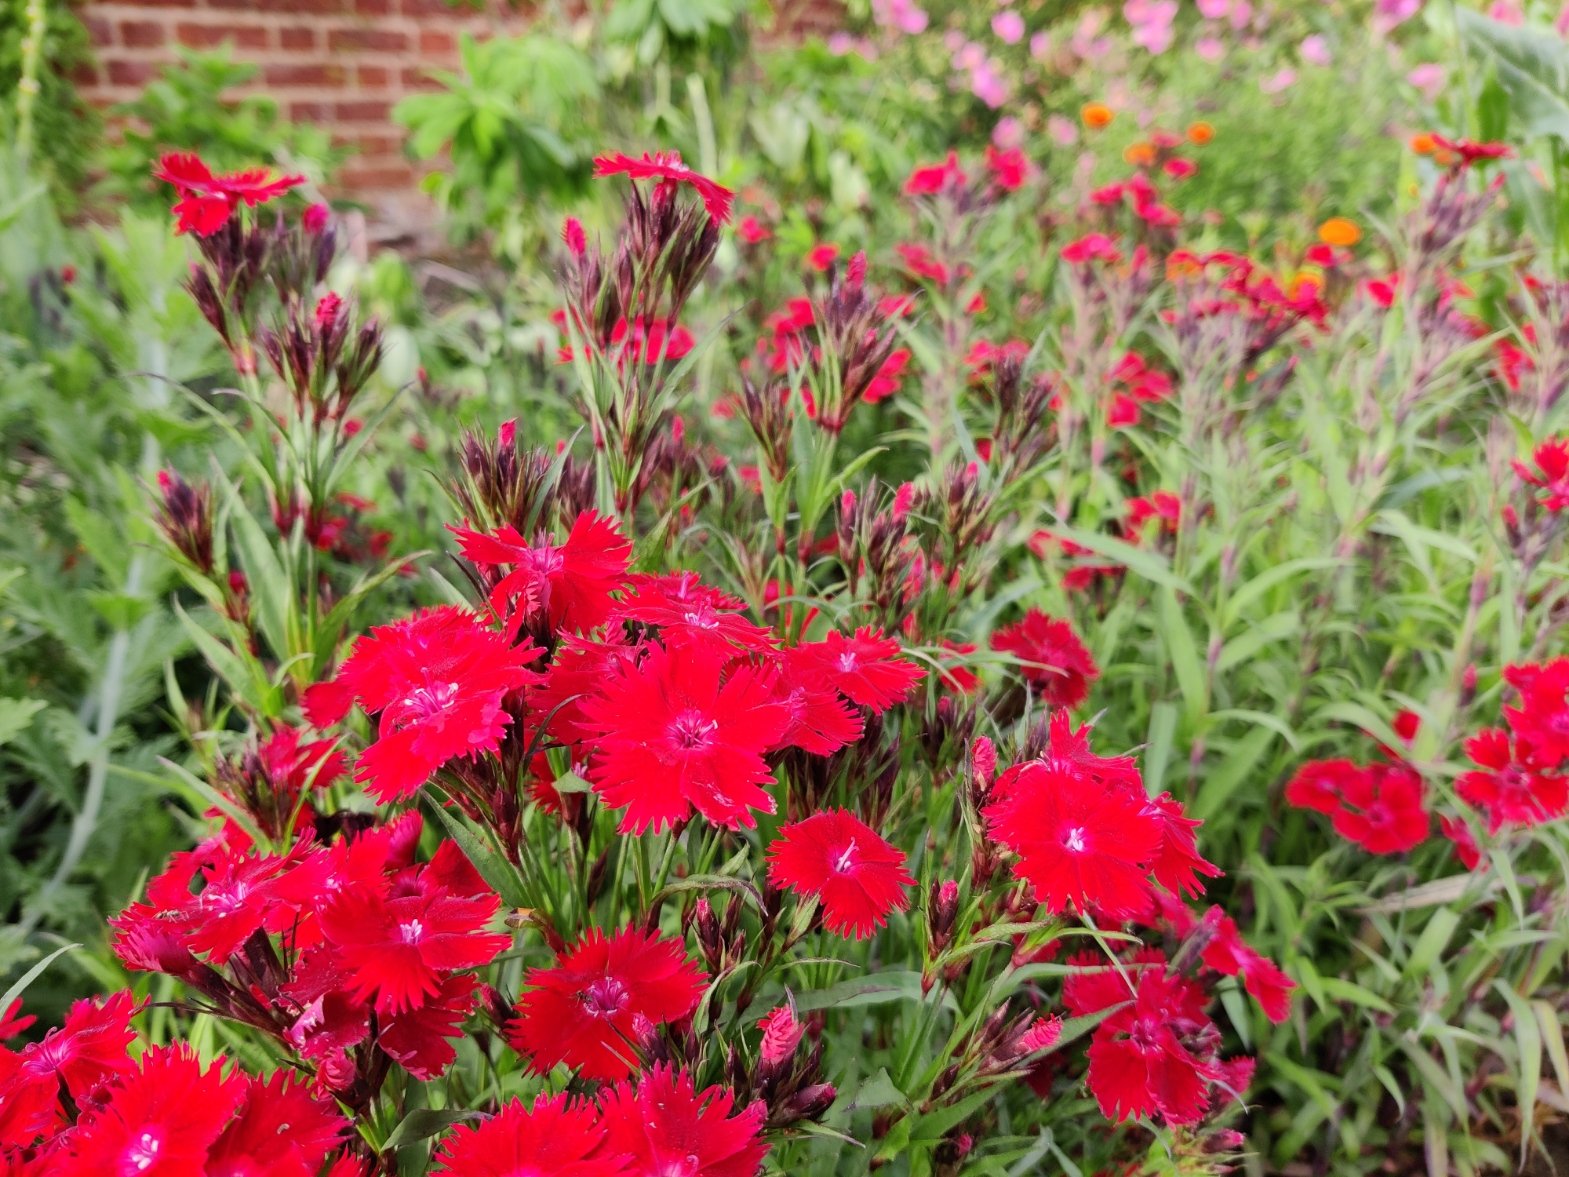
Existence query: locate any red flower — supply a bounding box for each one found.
[1458,728,1569,831]
[317,872,509,1013]
[767,809,914,938]
[783,628,925,713]
[432,1093,622,1177]
[1285,758,1429,853]
[599,1064,768,1177]
[153,152,304,236]
[304,607,540,803]
[1430,134,1512,165]
[59,1044,245,1177]
[1197,908,1294,1023]
[771,667,864,756]
[737,215,771,244]
[1439,813,1483,869]
[451,511,631,636]
[990,611,1099,709]
[10,992,140,1131]
[0,999,34,1041]
[806,242,839,271]
[1076,968,1220,1124]
[508,927,705,1081]
[904,151,968,196]
[1514,439,1569,512]
[1504,657,1569,767]
[1144,793,1221,899]
[379,973,480,1080]
[207,1069,348,1175]
[984,145,1030,191]
[1061,233,1121,265]
[612,572,775,656]
[984,761,1162,920]
[594,150,734,224]
[581,642,789,833]
[1126,491,1181,536]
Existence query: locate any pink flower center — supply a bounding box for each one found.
[832,839,859,873]
[1061,826,1087,853]
[125,1129,163,1172]
[398,918,426,945]
[581,976,630,1018]
[836,652,859,673]
[682,608,719,630]
[401,681,459,719]
[669,710,718,750]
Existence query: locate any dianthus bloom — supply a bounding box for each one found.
[508,927,705,1080]
[904,151,968,196]
[1284,758,1429,853]
[599,1064,768,1177]
[593,150,734,224]
[431,1093,622,1177]
[1504,657,1569,767]
[153,152,304,236]
[1514,439,1569,512]
[1457,728,1568,832]
[303,607,540,803]
[450,511,631,635]
[783,628,926,713]
[767,809,914,938]
[990,610,1099,708]
[1197,907,1295,1023]
[1068,964,1222,1124]
[580,641,788,833]
[317,868,510,1013]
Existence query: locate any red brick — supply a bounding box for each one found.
[174,23,270,50]
[417,28,456,55]
[105,58,160,87]
[279,26,317,51]
[119,21,168,49]
[83,15,113,44]
[327,27,409,53]
[337,163,419,191]
[66,63,100,87]
[264,63,349,87]
[206,0,350,11]
[335,99,395,122]
[289,100,335,122]
[355,0,394,13]
[333,131,405,154]
[400,67,441,90]
[356,64,392,87]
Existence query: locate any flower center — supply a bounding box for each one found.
[832,839,859,873]
[836,652,858,673]
[669,710,718,750]
[682,608,720,630]
[398,919,426,945]
[126,1130,163,1172]
[582,976,630,1018]
[1061,826,1087,853]
[401,681,459,720]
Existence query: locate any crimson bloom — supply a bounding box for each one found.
[508,927,705,1081]
[904,151,967,196]
[1514,439,1569,512]
[990,610,1099,708]
[1069,965,1221,1125]
[1197,907,1294,1023]
[153,152,304,236]
[594,150,734,224]
[1284,758,1429,853]
[451,511,631,635]
[599,1064,768,1177]
[1457,728,1569,832]
[768,809,914,938]
[581,641,788,832]
[783,628,925,713]
[317,876,510,1013]
[1504,657,1569,767]
[57,1044,245,1177]
[432,1093,622,1177]
[612,572,775,656]
[984,761,1163,920]
[304,606,540,803]
[206,1069,349,1177]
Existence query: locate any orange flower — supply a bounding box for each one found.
[1081,103,1114,129]
[1317,217,1361,247]
[1187,121,1214,145]
[1410,132,1437,155]
[1123,141,1156,167]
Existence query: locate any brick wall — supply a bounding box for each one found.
[76,0,535,226]
[74,0,843,230]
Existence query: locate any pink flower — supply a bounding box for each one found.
[1260,68,1297,94]
[1195,35,1225,60]
[1407,63,1446,100]
[992,10,1025,43]
[1299,34,1332,66]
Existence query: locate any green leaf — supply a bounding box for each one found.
[382,1107,479,1151]
[1457,10,1569,142]
[0,698,46,748]
[0,943,81,1008]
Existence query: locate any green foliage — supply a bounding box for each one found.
[0,0,99,211]
[98,47,341,214]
